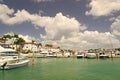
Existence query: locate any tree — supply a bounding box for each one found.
[2,34,12,41]
[13,34,19,39]
[14,38,25,45]
[2,33,19,44]
[32,40,35,44]
[45,44,53,47]
[14,37,25,51]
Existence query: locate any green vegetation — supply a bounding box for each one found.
[2,33,25,51]
[45,44,53,47]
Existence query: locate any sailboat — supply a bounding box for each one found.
[0,46,29,70]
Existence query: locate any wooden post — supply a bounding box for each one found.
[17,50,20,62]
[96,53,99,59]
[111,51,113,58]
[32,52,34,65]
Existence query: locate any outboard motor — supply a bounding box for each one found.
[1,62,7,70]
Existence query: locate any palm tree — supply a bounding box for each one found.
[2,34,12,39]
[2,34,12,43]
[13,34,19,39]
[14,37,25,51]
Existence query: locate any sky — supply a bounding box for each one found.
[0,0,120,50]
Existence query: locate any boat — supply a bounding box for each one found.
[64,52,71,57]
[35,53,46,58]
[86,53,97,59]
[35,50,48,58]
[0,46,29,70]
[0,59,29,70]
[46,51,57,58]
[77,52,85,58]
[56,53,63,58]
[35,50,57,58]
[0,45,18,56]
[99,53,109,58]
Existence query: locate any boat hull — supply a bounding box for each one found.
[77,55,84,58]
[99,55,109,58]
[86,53,97,59]
[0,60,29,70]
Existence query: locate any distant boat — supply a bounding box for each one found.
[35,50,48,58]
[46,51,57,58]
[86,53,96,59]
[99,53,109,58]
[77,52,85,58]
[56,53,63,58]
[64,52,71,57]
[35,50,57,58]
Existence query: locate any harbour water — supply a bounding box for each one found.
[0,58,120,80]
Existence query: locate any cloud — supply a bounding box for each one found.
[33,12,87,40]
[38,10,45,15]
[0,3,120,49]
[43,31,120,50]
[0,4,86,40]
[111,15,120,36]
[32,0,55,3]
[86,0,120,17]
[0,4,14,24]
[19,34,35,42]
[0,4,33,25]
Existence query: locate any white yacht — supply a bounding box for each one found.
[56,53,63,58]
[46,51,57,58]
[77,52,85,58]
[35,50,49,58]
[99,53,109,58]
[86,53,97,59]
[0,46,29,70]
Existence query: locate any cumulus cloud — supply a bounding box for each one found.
[0,3,86,40]
[35,13,86,40]
[111,16,120,36]
[0,4,33,25]
[86,0,120,17]
[0,4,14,24]
[43,31,120,50]
[19,34,35,42]
[0,3,120,49]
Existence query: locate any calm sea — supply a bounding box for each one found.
[0,58,120,80]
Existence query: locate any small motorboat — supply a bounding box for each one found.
[77,52,85,58]
[99,53,109,58]
[86,53,97,59]
[0,59,29,70]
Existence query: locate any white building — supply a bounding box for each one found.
[22,42,38,52]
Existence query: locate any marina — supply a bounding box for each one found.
[0,0,120,80]
[0,58,120,80]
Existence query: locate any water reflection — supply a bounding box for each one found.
[1,70,6,80]
[0,58,120,80]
